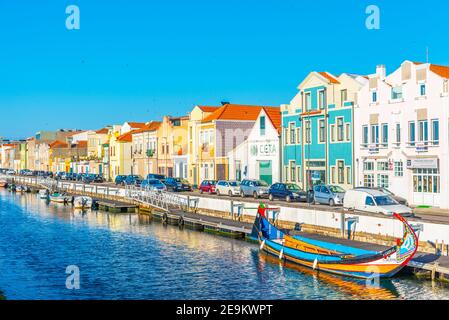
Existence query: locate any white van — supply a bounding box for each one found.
[344,189,413,217]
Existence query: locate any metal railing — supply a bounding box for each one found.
[124,185,199,213]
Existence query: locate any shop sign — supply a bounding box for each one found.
[250,143,277,157]
[406,158,438,169]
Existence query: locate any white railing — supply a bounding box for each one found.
[124,185,199,213]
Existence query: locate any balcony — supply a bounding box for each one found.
[406,140,439,152]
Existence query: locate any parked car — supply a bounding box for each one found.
[199,180,217,194]
[141,179,167,191]
[240,179,270,199]
[354,187,408,206]
[19,169,32,176]
[164,178,192,192]
[344,189,413,217]
[81,174,96,184]
[6,169,16,175]
[124,175,144,186]
[216,180,241,197]
[313,184,346,206]
[146,174,166,181]
[268,183,308,202]
[115,175,127,186]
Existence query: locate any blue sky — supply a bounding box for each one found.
[0,0,447,138]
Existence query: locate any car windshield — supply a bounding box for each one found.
[286,184,301,191]
[374,196,398,206]
[255,181,268,187]
[329,185,345,193]
[229,181,240,187]
[148,179,161,185]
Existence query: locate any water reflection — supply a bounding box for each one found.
[1,190,449,300]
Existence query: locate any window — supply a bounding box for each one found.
[318,119,325,143]
[296,166,301,183]
[260,116,266,136]
[391,86,403,100]
[395,123,401,145]
[413,168,440,193]
[296,128,301,144]
[318,90,326,109]
[432,119,439,145]
[330,124,335,142]
[337,161,345,184]
[420,84,426,96]
[290,161,296,182]
[337,117,344,141]
[345,123,350,141]
[363,162,374,171]
[341,89,348,104]
[370,124,379,144]
[362,125,368,145]
[305,120,311,143]
[331,167,336,184]
[364,174,374,187]
[444,80,449,93]
[372,91,377,103]
[289,123,295,145]
[365,196,375,206]
[304,92,311,110]
[284,166,289,182]
[409,121,416,145]
[377,174,389,188]
[377,161,389,171]
[283,128,288,145]
[418,120,428,142]
[394,161,403,177]
[381,123,388,145]
[346,167,351,184]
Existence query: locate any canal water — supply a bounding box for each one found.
[1,190,449,300]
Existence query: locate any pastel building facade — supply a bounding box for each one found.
[355,61,449,208]
[281,72,367,191]
[131,121,161,178]
[227,108,282,184]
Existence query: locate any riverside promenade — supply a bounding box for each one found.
[4,174,449,282]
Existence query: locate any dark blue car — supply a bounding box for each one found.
[114,175,127,185]
[124,175,144,186]
[268,183,308,202]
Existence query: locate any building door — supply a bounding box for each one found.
[412,168,440,207]
[259,160,272,185]
[235,160,242,181]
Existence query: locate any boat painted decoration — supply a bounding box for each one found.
[49,192,72,204]
[251,204,418,279]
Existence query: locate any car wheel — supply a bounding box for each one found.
[228,191,233,197]
[240,191,245,198]
[286,195,292,202]
[208,189,212,194]
[329,199,335,206]
[253,192,259,199]
[217,189,221,196]
[269,194,274,201]
[200,189,203,194]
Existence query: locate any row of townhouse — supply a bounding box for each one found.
[2,59,449,208]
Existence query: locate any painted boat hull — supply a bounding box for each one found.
[73,196,93,209]
[0,182,8,188]
[49,194,71,203]
[252,206,418,279]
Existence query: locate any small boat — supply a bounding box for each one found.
[0,180,8,188]
[16,185,30,193]
[38,189,49,199]
[73,196,93,210]
[251,204,418,279]
[49,192,72,204]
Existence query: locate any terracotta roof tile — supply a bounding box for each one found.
[75,140,87,148]
[198,106,220,112]
[262,107,281,134]
[202,104,278,122]
[413,61,449,79]
[49,140,68,148]
[318,72,340,84]
[95,127,109,134]
[131,121,162,134]
[127,122,146,129]
[117,131,133,142]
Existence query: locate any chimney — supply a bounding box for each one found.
[376,64,386,80]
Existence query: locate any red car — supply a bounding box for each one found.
[199,180,217,194]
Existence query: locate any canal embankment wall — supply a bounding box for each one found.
[6,175,449,256]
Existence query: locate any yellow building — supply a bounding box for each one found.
[187,106,219,186]
[156,116,189,177]
[131,121,162,178]
[87,127,110,175]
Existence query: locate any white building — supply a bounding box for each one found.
[355,61,449,208]
[228,108,281,184]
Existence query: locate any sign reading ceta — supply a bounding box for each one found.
[66,5,80,30]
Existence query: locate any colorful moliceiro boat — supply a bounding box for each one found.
[252,205,418,279]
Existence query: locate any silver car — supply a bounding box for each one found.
[313,184,346,206]
[240,179,270,199]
